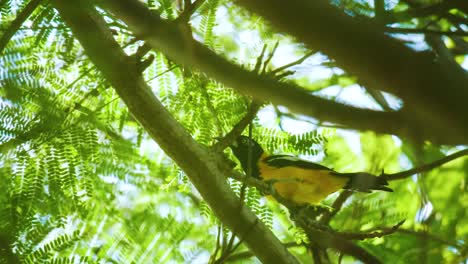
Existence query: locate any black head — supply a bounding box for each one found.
[228,136,264,179]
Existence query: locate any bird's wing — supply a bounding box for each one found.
[264,154,332,171]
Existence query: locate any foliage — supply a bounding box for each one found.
[0,0,467,263]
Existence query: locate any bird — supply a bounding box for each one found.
[229,135,392,205]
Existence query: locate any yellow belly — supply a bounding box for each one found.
[259,165,347,204]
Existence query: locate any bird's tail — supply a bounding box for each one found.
[334,172,393,192]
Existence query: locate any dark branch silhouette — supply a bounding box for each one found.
[0,0,43,54]
[235,0,468,144]
[338,220,405,240]
[384,148,468,181]
[97,0,468,144]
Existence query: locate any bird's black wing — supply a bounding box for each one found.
[264,155,393,192]
[264,155,332,171]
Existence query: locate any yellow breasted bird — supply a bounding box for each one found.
[229,136,392,205]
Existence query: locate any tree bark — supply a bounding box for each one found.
[235,0,468,143]
[51,1,299,263]
[97,0,467,144]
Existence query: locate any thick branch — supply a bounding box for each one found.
[373,0,385,19]
[0,235,19,264]
[235,0,468,144]
[96,0,466,144]
[0,0,43,54]
[51,1,298,263]
[378,0,460,24]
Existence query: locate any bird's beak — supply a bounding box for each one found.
[214,136,237,147]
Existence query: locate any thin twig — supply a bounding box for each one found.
[397,229,465,250]
[222,229,238,262]
[146,65,179,82]
[217,125,254,263]
[385,26,468,36]
[66,67,94,90]
[364,87,392,111]
[177,0,206,22]
[212,103,260,152]
[214,219,259,264]
[319,190,353,224]
[383,148,468,181]
[254,44,268,73]
[373,0,385,19]
[312,246,323,264]
[211,43,270,151]
[261,41,279,74]
[209,224,223,263]
[214,212,260,263]
[239,124,253,206]
[198,79,223,135]
[274,108,349,129]
[0,0,43,54]
[270,51,315,75]
[338,220,405,240]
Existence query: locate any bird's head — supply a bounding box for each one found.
[228,136,264,178]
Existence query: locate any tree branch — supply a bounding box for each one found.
[51,1,298,263]
[338,220,405,240]
[377,0,460,24]
[96,0,468,145]
[384,27,468,36]
[383,148,468,181]
[0,235,20,264]
[397,228,465,250]
[373,0,385,19]
[213,102,260,152]
[176,0,205,23]
[234,0,468,144]
[319,190,353,224]
[270,50,315,75]
[0,0,43,54]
